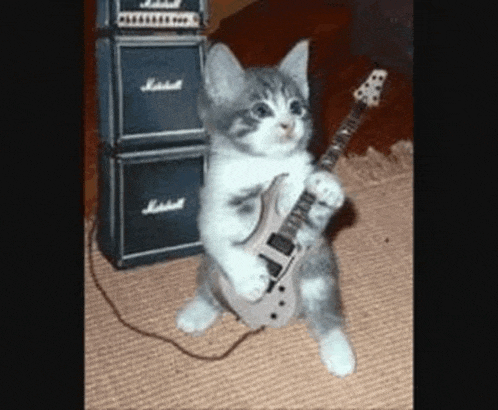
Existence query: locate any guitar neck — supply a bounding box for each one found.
[277,100,368,240]
[318,100,367,172]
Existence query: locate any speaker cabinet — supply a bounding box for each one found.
[96,35,206,151]
[96,0,208,30]
[97,144,207,269]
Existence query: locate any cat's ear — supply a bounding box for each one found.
[279,39,309,100]
[203,43,245,104]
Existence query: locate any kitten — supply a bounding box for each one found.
[176,40,356,377]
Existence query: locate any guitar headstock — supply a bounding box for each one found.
[353,69,388,107]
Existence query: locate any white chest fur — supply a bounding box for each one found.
[206,152,314,197]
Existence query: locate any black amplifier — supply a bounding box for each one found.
[96,0,208,30]
[96,35,207,151]
[97,144,207,269]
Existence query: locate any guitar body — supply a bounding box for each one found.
[217,174,306,329]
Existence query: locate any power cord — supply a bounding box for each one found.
[87,216,265,361]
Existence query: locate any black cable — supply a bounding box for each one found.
[87,216,265,361]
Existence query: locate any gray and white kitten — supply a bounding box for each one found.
[176,40,356,377]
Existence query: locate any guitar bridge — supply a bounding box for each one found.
[267,233,295,256]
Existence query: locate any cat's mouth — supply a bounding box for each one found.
[276,127,293,141]
[279,131,297,143]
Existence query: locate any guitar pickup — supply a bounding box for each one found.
[267,233,295,256]
[258,254,282,278]
[266,280,277,293]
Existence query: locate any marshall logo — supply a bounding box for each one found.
[142,198,186,215]
[140,78,183,92]
[139,0,183,9]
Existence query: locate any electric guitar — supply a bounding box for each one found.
[215,69,388,329]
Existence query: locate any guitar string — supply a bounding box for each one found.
[320,104,365,171]
[87,216,266,361]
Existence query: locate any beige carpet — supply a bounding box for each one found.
[85,141,413,409]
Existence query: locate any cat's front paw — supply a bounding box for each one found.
[231,256,270,303]
[306,171,345,210]
[319,328,356,378]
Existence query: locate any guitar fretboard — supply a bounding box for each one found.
[277,100,368,240]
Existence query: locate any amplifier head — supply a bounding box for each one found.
[97,0,208,30]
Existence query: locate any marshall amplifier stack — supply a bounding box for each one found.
[95,1,209,269]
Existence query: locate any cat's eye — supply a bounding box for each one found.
[290,100,304,116]
[251,102,273,119]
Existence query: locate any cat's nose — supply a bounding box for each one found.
[280,120,295,132]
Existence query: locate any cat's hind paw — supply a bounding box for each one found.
[319,328,356,378]
[176,296,221,336]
